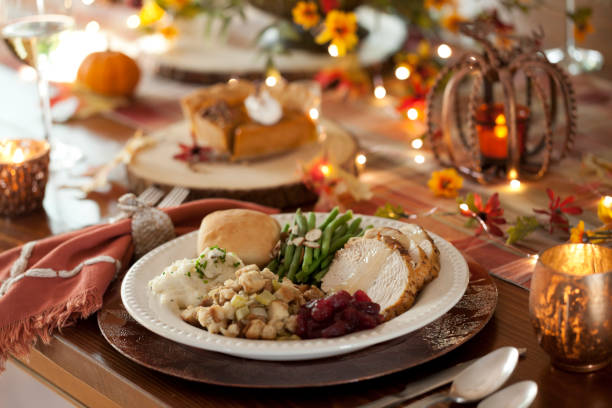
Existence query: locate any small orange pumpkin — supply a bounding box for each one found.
[77,51,140,97]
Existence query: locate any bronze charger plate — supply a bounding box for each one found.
[97,258,497,388]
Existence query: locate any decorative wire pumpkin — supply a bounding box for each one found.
[426,22,577,183]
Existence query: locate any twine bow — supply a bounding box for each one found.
[118,193,176,258]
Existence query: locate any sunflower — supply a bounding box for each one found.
[441,12,466,33]
[315,10,358,57]
[139,1,165,26]
[425,0,455,10]
[428,168,463,198]
[292,1,320,30]
[569,220,586,243]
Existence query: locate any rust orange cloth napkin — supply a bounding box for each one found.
[0,198,277,370]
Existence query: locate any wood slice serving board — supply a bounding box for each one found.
[127,118,358,208]
[97,257,497,388]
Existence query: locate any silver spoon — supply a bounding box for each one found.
[477,381,538,408]
[404,347,520,408]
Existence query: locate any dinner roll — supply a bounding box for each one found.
[197,209,280,267]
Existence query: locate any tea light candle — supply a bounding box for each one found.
[475,103,529,161]
[529,243,612,372]
[0,139,50,216]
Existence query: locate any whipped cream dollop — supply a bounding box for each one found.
[244,89,282,125]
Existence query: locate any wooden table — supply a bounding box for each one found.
[1,62,611,407]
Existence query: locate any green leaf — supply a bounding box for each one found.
[375,203,404,220]
[506,216,540,245]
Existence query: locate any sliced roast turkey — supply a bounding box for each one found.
[322,225,440,321]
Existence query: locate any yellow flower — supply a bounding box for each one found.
[315,10,358,57]
[570,220,586,243]
[292,1,320,30]
[139,1,165,26]
[160,24,179,40]
[428,168,463,198]
[597,196,612,225]
[574,19,594,43]
[425,0,455,10]
[441,12,466,33]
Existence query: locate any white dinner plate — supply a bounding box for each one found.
[121,213,469,361]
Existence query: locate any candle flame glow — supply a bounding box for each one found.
[510,179,521,190]
[320,164,331,176]
[508,169,518,180]
[411,138,423,149]
[356,154,366,165]
[414,154,425,164]
[494,114,508,139]
[12,148,25,164]
[604,196,612,208]
[459,203,469,212]
[495,114,506,125]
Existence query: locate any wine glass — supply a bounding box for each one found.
[1,0,82,169]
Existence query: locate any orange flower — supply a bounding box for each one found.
[574,20,594,43]
[428,168,463,198]
[425,0,454,10]
[160,24,179,40]
[570,220,586,243]
[442,12,466,33]
[292,1,320,29]
[315,10,358,56]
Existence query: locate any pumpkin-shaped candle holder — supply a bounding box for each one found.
[426,22,577,183]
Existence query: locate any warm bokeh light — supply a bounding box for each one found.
[494,114,508,138]
[228,77,237,84]
[265,75,278,87]
[437,43,452,59]
[510,179,521,190]
[139,34,169,54]
[328,44,339,57]
[374,85,386,99]
[82,0,95,5]
[407,108,419,120]
[12,148,25,164]
[603,196,612,208]
[459,203,469,212]
[46,30,108,82]
[85,21,100,33]
[320,164,331,176]
[126,15,141,29]
[355,154,366,165]
[395,65,410,80]
[411,138,423,149]
[414,154,425,164]
[508,169,518,180]
[309,108,320,120]
[18,65,37,81]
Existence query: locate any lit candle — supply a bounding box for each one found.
[0,139,50,216]
[475,103,529,161]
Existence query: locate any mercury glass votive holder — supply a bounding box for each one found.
[0,139,50,216]
[529,243,612,372]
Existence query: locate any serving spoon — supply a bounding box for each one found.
[477,381,538,408]
[403,346,520,408]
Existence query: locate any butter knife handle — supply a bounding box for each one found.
[359,395,404,408]
[404,392,450,408]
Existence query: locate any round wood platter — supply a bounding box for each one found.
[127,118,358,209]
[97,258,497,388]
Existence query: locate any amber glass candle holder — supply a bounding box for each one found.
[0,139,50,216]
[529,244,612,372]
[475,103,530,164]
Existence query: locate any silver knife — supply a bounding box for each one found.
[358,348,527,408]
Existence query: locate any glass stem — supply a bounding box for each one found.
[36,69,52,141]
[565,0,576,58]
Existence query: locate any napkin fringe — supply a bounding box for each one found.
[0,289,99,371]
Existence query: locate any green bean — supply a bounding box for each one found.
[302,244,313,274]
[321,255,333,269]
[266,258,279,273]
[307,212,316,230]
[313,266,330,283]
[287,245,303,281]
[295,209,308,236]
[318,207,339,230]
[330,232,353,253]
[321,210,353,257]
[277,243,295,278]
[332,223,348,241]
[347,217,362,235]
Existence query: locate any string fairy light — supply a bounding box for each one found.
[395,65,410,80]
[406,108,419,120]
[411,138,423,149]
[437,43,452,59]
